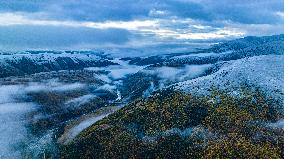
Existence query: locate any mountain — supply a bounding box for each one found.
[0,51,116,78]
[209,34,284,52]
[1,34,284,158]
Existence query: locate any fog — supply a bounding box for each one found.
[24,82,86,92]
[65,94,97,108]
[143,82,155,98]
[142,64,213,97]
[147,64,212,83]
[268,119,284,128]
[0,80,89,158]
[60,114,110,144]
[0,85,36,159]
[0,55,214,158]
[85,58,146,81]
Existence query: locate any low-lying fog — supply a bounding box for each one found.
[0,85,36,158]
[0,56,215,158]
[0,81,90,158]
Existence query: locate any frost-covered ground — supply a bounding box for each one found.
[0,51,100,63]
[175,55,284,106]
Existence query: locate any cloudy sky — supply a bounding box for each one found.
[1,0,284,51]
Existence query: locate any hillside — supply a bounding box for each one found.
[59,35,284,158]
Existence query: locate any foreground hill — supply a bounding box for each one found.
[60,35,284,158]
[61,88,284,158]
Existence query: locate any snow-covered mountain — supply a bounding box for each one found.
[0,51,116,78]
[175,55,284,105]
[1,34,284,158]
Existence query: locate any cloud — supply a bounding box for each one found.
[85,58,146,80]
[65,94,97,108]
[149,64,213,82]
[0,85,36,159]
[1,1,284,25]
[0,12,244,41]
[276,11,284,19]
[59,113,110,144]
[0,25,131,50]
[140,64,213,97]
[0,12,158,29]
[268,119,284,128]
[0,12,246,50]
[0,0,283,50]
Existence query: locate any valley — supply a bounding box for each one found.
[1,34,284,158]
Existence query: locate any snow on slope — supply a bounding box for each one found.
[0,51,117,78]
[0,51,101,64]
[175,55,284,105]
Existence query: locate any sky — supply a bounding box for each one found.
[0,0,284,51]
